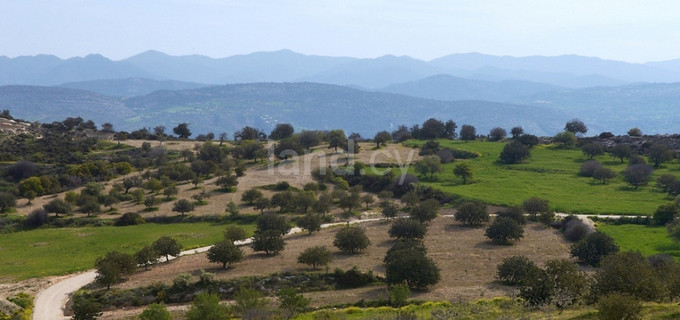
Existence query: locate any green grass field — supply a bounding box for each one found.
[409,140,678,215]
[0,222,255,280]
[597,223,679,258]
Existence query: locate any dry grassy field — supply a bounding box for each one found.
[113,216,571,308]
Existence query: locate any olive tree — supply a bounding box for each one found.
[334,227,370,254]
[207,240,244,269]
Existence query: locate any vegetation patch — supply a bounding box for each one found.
[597,223,680,258]
[0,222,255,280]
[412,140,676,215]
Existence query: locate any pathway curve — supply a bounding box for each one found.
[32,218,382,320]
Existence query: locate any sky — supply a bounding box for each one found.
[2,0,680,63]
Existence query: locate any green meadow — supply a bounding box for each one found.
[408,140,677,215]
[0,222,255,280]
[597,223,679,258]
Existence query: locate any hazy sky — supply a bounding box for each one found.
[2,0,680,62]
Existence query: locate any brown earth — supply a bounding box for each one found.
[113,217,571,307]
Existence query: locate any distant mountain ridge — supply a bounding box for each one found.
[0,82,570,137]
[2,81,680,137]
[380,74,561,102]
[3,50,680,88]
[59,78,210,97]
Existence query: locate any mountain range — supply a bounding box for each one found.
[1,50,680,137]
[3,50,680,88]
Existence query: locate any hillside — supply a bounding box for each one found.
[0,85,133,126]
[381,74,561,102]
[0,82,570,137]
[513,82,680,134]
[58,77,210,97]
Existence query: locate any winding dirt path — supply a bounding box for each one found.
[31,218,382,320]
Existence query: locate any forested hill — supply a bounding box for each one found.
[0,82,569,137]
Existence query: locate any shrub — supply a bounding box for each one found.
[24,208,48,228]
[385,248,440,289]
[597,293,642,320]
[454,201,489,227]
[592,251,665,301]
[115,212,145,226]
[224,226,248,242]
[252,229,285,255]
[496,206,526,225]
[593,167,617,184]
[153,236,182,262]
[0,192,16,213]
[522,197,550,219]
[334,266,376,288]
[186,293,230,320]
[485,217,524,245]
[139,303,172,320]
[653,203,678,225]
[384,239,427,264]
[298,213,322,234]
[71,293,102,320]
[496,256,538,285]
[388,284,410,307]
[570,232,619,267]
[334,227,370,254]
[499,141,530,164]
[563,220,591,242]
[388,219,427,240]
[298,246,332,270]
[207,240,244,269]
[579,160,602,177]
[581,143,604,159]
[411,199,439,223]
[623,164,653,189]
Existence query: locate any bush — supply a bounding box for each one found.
[592,251,665,301]
[563,219,591,242]
[388,219,427,240]
[0,192,16,213]
[115,212,145,226]
[454,201,489,227]
[623,164,653,189]
[252,229,285,255]
[139,303,172,320]
[485,217,524,245]
[496,206,526,225]
[499,141,530,164]
[224,226,248,242]
[334,227,370,254]
[522,197,550,218]
[71,293,103,320]
[579,160,602,177]
[334,266,376,288]
[186,293,230,320]
[653,203,678,225]
[570,232,619,267]
[24,208,48,228]
[597,294,642,320]
[411,199,439,223]
[207,240,244,269]
[298,246,332,270]
[384,239,427,264]
[496,255,538,285]
[385,248,440,289]
[388,284,410,307]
